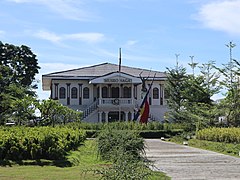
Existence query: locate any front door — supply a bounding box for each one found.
[108,111,124,122]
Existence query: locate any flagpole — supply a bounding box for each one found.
[118,48,121,121]
[134,72,156,121]
[119,48,121,72]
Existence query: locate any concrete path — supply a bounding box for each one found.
[145,139,240,180]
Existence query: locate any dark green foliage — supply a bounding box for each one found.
[85,129,183,139]
[12,95,38,125]
[66,121,164,131]
[97,129,145,161]
[95,150,151,180]
[215,59,240,126]
[165,61,220,131]
[67,122,184,138]
[165,65,188,122]
[0,126,86,160]
[96,129,153,180]
[38,99,82,126]
[138,129,183,138]
[0,41,40,124]
[0,41,40,87]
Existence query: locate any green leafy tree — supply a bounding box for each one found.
[38,99,62,126]
[216,59,240,126]
[165,65,188,123]
[166,61,220,130]
[38,99,81,126]
[0,41,40,124]
[12,95,38,125]
[0,41,40,87]
[199,61,220,97]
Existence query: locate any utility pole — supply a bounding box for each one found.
[175,54,180,69]
[188,56,198,77]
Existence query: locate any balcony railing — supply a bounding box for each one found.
[99,98,134,105]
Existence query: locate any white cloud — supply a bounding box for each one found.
[124,40,138,47]
[64,33,105,43]
[34,30,105,44]
[35,30,61,43]
[38,62,81,75]
[8,0,97,21]
[196,0,240,35]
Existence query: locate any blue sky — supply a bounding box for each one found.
[1,0,240,100]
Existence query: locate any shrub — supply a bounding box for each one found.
[95,150,151,180]
[0,126,86,160]
[196,127,240,143]
[97,128,145,161]
[96,128,152,180]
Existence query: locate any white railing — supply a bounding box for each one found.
[99,98,134,105]
[83,99,99,119]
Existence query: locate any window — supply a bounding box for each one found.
[123,87,131,98]
[111,87,119,98]
[71,87,77,99]
[83,87,89,99]
[102,86,108,98]
[59,87,66,99]
[153,87,159,99]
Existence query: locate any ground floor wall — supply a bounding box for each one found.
[68,104,168,123]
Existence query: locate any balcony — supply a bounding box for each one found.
[99,98,136,106]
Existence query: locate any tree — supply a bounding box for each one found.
[0,41,40,87]
[165,60,220,130]
[12,95,38,125]
[0,41,40,124]
[165,65,188,123]
[216,59,240,126]
[38,99,82,126]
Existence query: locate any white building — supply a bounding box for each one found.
[42,62,168,123]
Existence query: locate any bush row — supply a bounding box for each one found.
[0,126,86,160]
[66,121,186,131]
[85,129,183,138]
[196,127,240,143]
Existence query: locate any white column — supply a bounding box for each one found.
[162,84,165,105]
[105,111,109,123]
[131,112,135,120]
[125,112,128,121]
[99,84,102,105]
[99,111,102,123]
[131,84,134,103]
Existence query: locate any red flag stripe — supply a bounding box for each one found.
[140,100,149,124]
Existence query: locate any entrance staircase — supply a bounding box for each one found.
[83,99,99,120]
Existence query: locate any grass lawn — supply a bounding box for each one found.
[188,139,240,157]
[0,139,170,180]
[170,136,240,158]
[0,140,106,180]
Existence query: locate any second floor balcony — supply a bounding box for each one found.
[99,98,135,106]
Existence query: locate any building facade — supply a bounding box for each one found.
[42,63,168,123]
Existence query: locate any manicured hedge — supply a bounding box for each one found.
[196,127,240,143]
[85,129,183,138]
[0,126,86,160]
[66,121,187,131]
[138,129,184,138]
